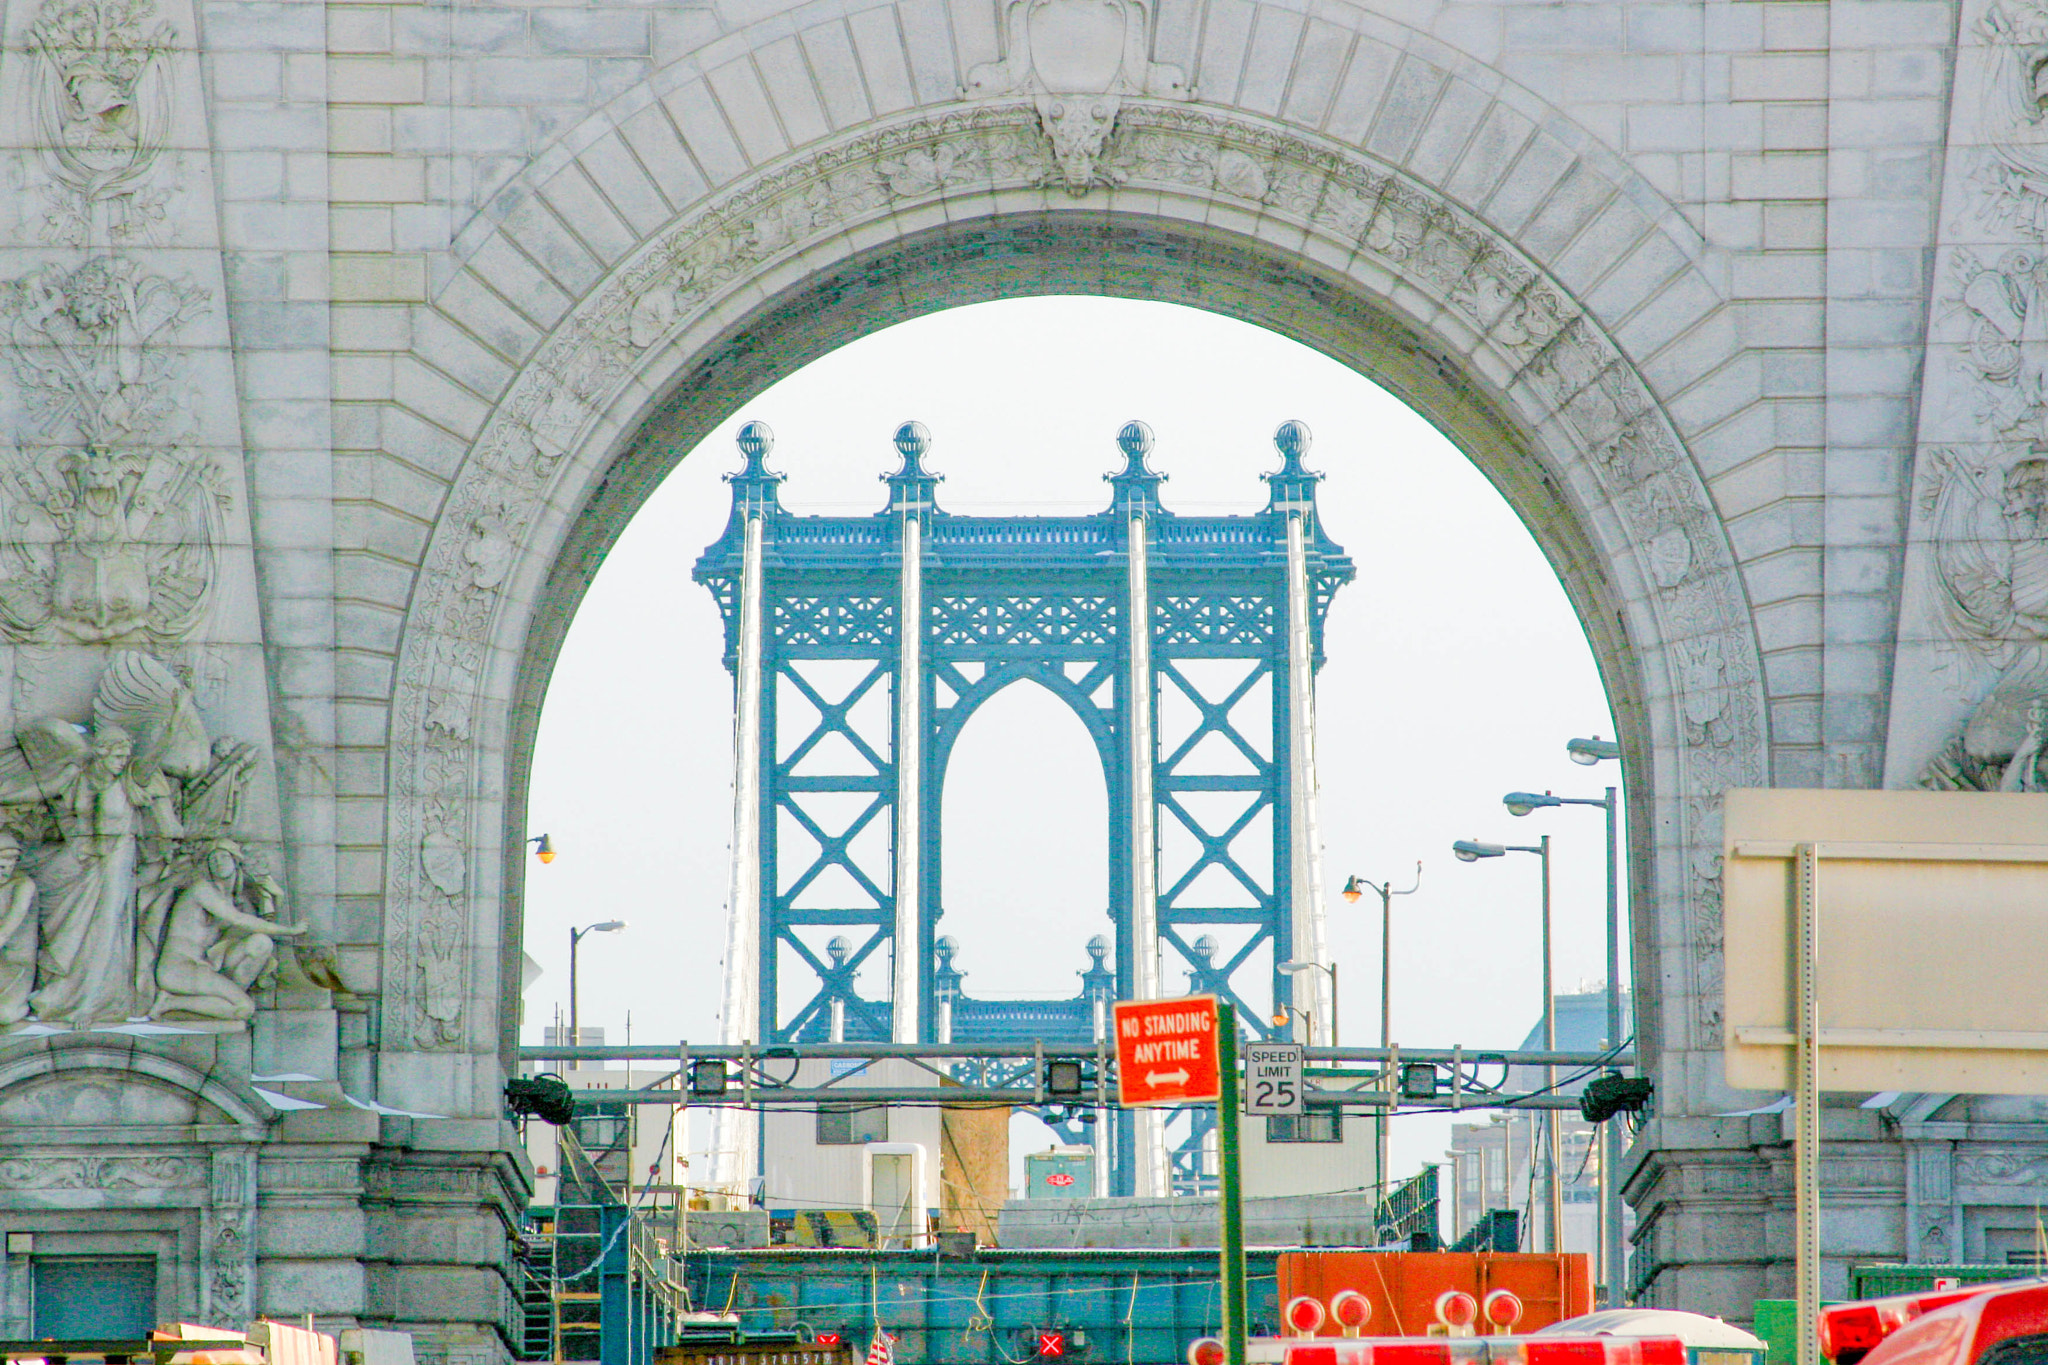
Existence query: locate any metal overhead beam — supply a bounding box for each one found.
[521,1042,1630,1066]
[518,1041,1635,1113]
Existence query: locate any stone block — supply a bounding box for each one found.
[531,8,648,54]
[328,55,426,103]
[327,7,393,54]
[473,57,586,105]
[798,21,875,130]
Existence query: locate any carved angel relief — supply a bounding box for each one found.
[0,651,295,1029]
[24,0,175,246]
[0,257,224,645]
[964,0,1190,192]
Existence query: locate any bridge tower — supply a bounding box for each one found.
[695,418,1354,1197]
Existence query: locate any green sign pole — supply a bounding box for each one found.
[1217,999,1247,1365]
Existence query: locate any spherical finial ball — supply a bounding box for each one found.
[1274,419,1311,460]
[827,934,851,964]
[736,420,774,460]
[1117,420,1155,460]
[894,420,931,460]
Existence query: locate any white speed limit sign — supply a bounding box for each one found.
[1243,1042,1305,1116]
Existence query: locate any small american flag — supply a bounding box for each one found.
[865,1333,894,1365]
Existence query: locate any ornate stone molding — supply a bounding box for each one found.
[384,101,1764,1060]
[964,0,1189,190]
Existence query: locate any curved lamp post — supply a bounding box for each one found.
[569,919,628,1051]
[1276,960,1337,1045]
[1336,862,1421,1201]
[1451,835,1560,1254]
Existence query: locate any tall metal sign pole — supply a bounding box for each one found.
[1217,999,1247,1365]
[1112,994,1239,1362]
[1794,843,1821,1365]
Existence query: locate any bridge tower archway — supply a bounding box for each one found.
[382,55,1769,1311]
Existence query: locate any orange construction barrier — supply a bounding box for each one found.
[1275,1253,1593,1338]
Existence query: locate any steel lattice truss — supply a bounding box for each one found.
[694,423,1352,1193]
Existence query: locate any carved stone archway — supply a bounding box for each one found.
[380,99,1766,1138]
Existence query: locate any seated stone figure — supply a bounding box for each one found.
[0,834,34,1025]
[151,842,305,1021]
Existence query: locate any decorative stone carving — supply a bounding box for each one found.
[1891,0,2048,786]
[23,0,175,245]
[0,652,292,1027]
[0,836,36,1025]
[202,1147,256,1321]
[0,257,223,645]
[1959,1147,2048,1185]
[965,0,1189,191]
[390,102,1763,1054]
[0,1153,200,1188]
[147,841,303,1022]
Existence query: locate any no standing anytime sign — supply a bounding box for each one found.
[1112,994,1223,1106]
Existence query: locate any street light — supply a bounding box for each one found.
[1567,736,1622,766]
[1336,862,1421,1201]
[1518,736,1628,1304]
[1450,833,1560,1254]
[569,919,628,1052]
[1270,1003,1314,1043]
[1276,960,1338,1045]
[528,833,557,864]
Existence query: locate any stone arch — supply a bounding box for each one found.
[0,1040,267,1325]
[0,1039,273,1136]
[373,95,1766,1118]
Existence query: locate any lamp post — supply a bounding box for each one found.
[1276,960,1338,1044]
[1269,1003,1314,1045]
[1339,863,1421,1200]
[1452,835,1560,1254]
[1562,733,1630,1303]
[569,919,628,1053]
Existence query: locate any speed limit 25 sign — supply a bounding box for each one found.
[1243,1042,1305,1116]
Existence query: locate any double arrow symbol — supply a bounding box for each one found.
[1146,1068,1191,1087]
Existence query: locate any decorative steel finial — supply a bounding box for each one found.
[827,934,850,967]
[737,420,774,461]
[1262,417,1323,506]
[726,418,786,505]
[1108,418,1166,510]
[1117,420,1155,461]
[894,420,932,463]
[1274,419,1311,465]
[884,420,941,510]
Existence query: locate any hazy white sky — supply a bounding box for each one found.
[522,295,1628,1197]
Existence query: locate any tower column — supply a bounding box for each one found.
[1112,420,1169,1196]
[1267,420,1335,1047]
[886,421,940,1043]
[1284,509,1333,1044]
[711,421,780,1200]
[894,510,924,1042]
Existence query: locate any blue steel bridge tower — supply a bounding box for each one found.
[694,418,1352,1196]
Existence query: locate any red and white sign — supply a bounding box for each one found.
[1113,994,1222,1106]
[1044,1172,1076,1188]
